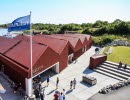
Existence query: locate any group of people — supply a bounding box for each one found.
[53,77,77,100]
[70,78,76,89]
[11,82,29,100]
[118,61,127,69]
[12,82,24,96]
[54,89,66,100]
[33,80,45,100]
[34,87,45,100]
[32,75,77,100]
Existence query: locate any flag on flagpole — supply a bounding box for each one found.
[8,15,30,32]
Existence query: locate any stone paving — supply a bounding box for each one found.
[0,46,119,100]
[40,46,119,100]
[0,75,23,100]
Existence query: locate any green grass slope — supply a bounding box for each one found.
[104,46,130,66]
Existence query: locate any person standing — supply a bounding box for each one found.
[46,76,50,87]
[56,77,59,89]
[40,91,44,100]
[38,81,42,91]
[13,83,18,94]
[73,78,76,89]
[63,89,66,100]
[54,91,59,100]
[34,88,40,99]
[70,80,73,89]
[18,86,23,96]
[59,92,63,100]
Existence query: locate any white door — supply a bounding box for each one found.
[68,54,74,62]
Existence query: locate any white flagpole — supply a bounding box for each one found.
[30,11,33,95]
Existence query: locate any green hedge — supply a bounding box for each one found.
[92,34,127,46]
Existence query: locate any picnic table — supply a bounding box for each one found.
[0,84,6,93]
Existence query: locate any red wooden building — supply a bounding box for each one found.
[0,34,92,96]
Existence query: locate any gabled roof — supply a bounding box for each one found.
[13,34,30,41]
[60,34,86,43]
[33,34,68,54]
[48,34,80,49]
[74,34,91,42]
[0,36,21,54]
[5,40,48,68]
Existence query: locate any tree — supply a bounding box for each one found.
[82,28,92,35]
[114,21,129,35]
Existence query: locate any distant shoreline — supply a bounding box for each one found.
[0,27,6,29]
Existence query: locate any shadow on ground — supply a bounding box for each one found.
[80,81,92,88]
[66,89,73,94]
[34,69,57,82]
[83,67,94,75]
[47,89,55,95]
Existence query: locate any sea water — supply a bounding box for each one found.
[0,28,8,36]
[0,28,20,37]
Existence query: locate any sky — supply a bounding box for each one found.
[0,0,130,24]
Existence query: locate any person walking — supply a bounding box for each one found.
[56,77,59,89]
[63,89,66,100]
[73,78,76,89]
[46,76,50,87]
[70,80,73,89]
[59,92,63,100]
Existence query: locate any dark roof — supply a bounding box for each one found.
[33,34,68,54]
[5,40,48,68]
[0,36,20,54]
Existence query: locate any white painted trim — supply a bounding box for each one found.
[68,53,74,61]
[68,53,74,57]
[25,78,32,96]
[32,62,59,78]
[55,62,59,73]
[85,45,87,51]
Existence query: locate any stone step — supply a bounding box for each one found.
[102,62,130,73]
[96,67,130,80]
[93,69,124,81]
[105,61,130,70]
[99,65,130,77]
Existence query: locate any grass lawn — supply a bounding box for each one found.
[103,46,130,66]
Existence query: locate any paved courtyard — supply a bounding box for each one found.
[40,46,119,100]
[0,46,119,100]
[0,74,23,100]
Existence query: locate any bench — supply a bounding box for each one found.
[82,76,97,85]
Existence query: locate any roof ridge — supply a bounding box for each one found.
[4,40,22,54]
